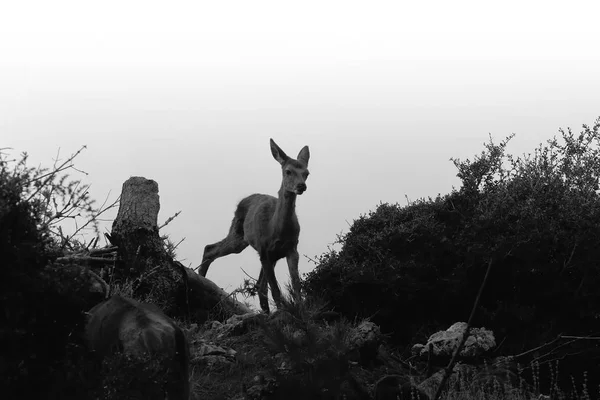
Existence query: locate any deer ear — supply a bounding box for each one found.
[297,146,310,166]
[270,139,289,165]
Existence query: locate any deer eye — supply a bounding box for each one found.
[285,170,292,175]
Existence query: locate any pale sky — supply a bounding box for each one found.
[2,1,600,307]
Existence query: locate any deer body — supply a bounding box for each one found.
[85,295,190,400]
[199,139,310,313]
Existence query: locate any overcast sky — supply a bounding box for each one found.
[2,1,600,308]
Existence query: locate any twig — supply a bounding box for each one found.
[159,211,182,230]
[303,254,318,265]
[432,259,494,400]
[512,334,563,359]
[171,237,185,251]
[25,145,87,201]
[560,335,600,340]
[240,267,258,282]
[67,196,120,241]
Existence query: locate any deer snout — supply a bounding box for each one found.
[296,183,307,194]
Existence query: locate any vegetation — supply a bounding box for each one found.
[304,117,600,395]
[0,147,114,398]
[2,117,600,399]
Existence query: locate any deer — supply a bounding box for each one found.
[198,138,310,313]
[85,295,190,400]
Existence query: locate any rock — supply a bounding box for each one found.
[418,363,477,397]
[415,322,495,358]
[411,343,425,356]
[224,312,267,336]
[191,340,236,367]
[348,321,382,364]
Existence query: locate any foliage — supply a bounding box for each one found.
[303,117,600,385]
[259,298,357,399]
[0,147,110,398]
[90,352,175,400]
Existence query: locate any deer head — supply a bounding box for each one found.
[270,138,310,195]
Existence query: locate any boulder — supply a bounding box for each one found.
[412,322,495,358]
[348,321,382,364]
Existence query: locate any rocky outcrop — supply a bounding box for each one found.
[412,322,495,358]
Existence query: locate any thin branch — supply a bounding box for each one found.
[159,211,182,230]
[303,254,318,265]
[432,259,494,400]
[171,237,185,251]
[560,335,600,340]
[25,145,87,201]
[512,334,563,359]
[68,196,119,240]
[240,267,258,283]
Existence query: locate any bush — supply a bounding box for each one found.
[0,148,105,398]
[304,118,600,379]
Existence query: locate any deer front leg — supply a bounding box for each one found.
[257,268,269,313]
[286,249,301,302]
[261,256,282,310]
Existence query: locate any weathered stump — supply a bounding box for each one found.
[110,176,251,320]
[110,177,181,312]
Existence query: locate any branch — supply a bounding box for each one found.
[159,211,182,230]
[511,334,563,360]
[66,195,120,242]
[432,259,494,400]
[25,145,88,202]
[240,267,258,283]
[560,335,600,340]
[55,256,116,264]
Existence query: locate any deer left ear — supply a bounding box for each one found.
[270,139,289,165]
[297,146,310,166]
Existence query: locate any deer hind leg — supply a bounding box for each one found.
[198,213,248,277]
[286,249,301,302]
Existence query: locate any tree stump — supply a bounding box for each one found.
[110,176,251,319]
[111,177,182,312]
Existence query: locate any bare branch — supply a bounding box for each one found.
[159,211,182,230]
[55,256,116,264]
[432,259,494,400]
[25,145,88,201]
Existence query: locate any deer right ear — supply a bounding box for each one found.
[270,139,289,165]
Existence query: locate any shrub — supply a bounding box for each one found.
[0,148,105,398]
[304,118,600,388]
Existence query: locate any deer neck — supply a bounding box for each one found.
[271,185,297,235]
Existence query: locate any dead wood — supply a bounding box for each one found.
[109,176,251,320]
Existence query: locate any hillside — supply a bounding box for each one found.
[2,117,600,399]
